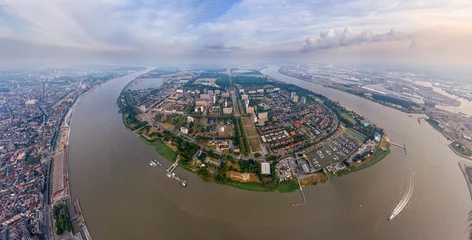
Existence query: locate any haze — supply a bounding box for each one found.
[0,0,472,68]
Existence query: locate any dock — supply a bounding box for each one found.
[390,142,407,155]
[152,156,187,187]
[291,176,307,207]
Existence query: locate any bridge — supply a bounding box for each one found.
[390,142,407,155]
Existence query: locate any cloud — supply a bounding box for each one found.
[0,0,471,67]
[300,27,411,52]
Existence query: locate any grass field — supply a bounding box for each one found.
[249,138,262,152]
[245,127,258,137]
[277,180,299,193]
[226,181,275,192]
[242,117,252,126]
[341,113,356,124]
[346,128,367,142]
[140,137,177,161]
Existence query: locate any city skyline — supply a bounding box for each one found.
[0,0,471,68]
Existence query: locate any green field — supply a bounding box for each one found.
[225,181,276,192]
[346,128,367,142]
[277,180,300,193]
[140,137,177,161]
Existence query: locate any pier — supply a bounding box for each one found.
[291,176,307,207]
[390,142,407,155]
[153,156,187,187]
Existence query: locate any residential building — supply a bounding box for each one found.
[223,107,233,114]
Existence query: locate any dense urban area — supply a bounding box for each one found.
[0,66,145,240]
[119,66,390,194]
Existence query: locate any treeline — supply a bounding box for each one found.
[354,125,383,140]
[238,118,251,155]
[120,90,147,130]
[53,203,71,235]
[146,67,180,78]
[372,94,412,109]
[324,99,383,140]
[234,117,245,155]
[175,137,200,163]
[233,76,268,85]
[325,99,354,128]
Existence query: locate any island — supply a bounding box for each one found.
[117,67,391,193]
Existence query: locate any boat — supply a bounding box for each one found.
[152,159,162,167]
[179,180,187,187]
[149,160,157,167]
[388,213,396,221]
[149,159,161,167]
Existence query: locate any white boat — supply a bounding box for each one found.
[149,159,159,167]
[388,213,396,221]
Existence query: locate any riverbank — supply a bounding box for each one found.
[276,70,422,114]
[50,83,103,239]
[55,70,151,240]
[459,161,472,201]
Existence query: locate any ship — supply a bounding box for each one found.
[149,159,161,167]
[388,213,396,221]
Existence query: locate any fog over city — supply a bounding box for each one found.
[0,0,471,68]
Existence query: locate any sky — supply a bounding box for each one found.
[0,0,472,67]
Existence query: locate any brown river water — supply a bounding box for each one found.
[68,66,470,240]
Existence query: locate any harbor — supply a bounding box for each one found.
[150,156,187,187]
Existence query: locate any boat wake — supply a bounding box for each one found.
[389,174,414,221]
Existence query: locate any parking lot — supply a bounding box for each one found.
[309,134,360,167]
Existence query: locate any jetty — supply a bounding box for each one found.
[152,156,187,187]
[291,176,307,207]
[390,142,407,155]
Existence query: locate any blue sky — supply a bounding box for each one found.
[0,0,471,66]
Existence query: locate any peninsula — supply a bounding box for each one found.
[118,67,391,193]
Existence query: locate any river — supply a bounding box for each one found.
[68,66,470,240]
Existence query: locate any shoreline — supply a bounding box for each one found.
[277,69,423,115]
[49,71,147,239]
[276,69,472,163]
[458,161,472,201]
[449,144,472,160]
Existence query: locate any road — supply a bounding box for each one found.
[43,204,53,240]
